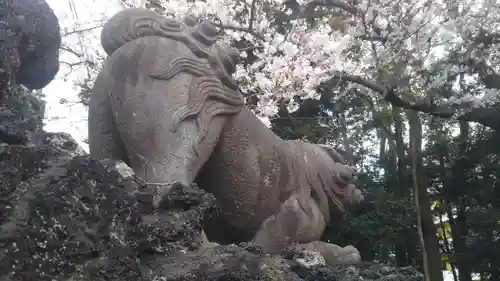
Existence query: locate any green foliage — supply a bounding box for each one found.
[323,185,417,263]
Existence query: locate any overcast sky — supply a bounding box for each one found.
[42,0,124,151]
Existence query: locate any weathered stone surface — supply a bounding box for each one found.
[0,131,423,281]
[0,131,217,280]
[295,264,424,281]
[0,0,61,97]
[0,87,46,145]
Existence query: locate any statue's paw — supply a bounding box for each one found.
[293,241,361,267]
[294,250,326,268]
[334,245,361,265]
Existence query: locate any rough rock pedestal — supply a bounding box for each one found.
[0,132,424,281]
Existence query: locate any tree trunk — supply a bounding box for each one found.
[392,107,413,266]
[451,122,472,281]
[439,154,459,281]
[339,111,354,163]
[392,107,408,196]
[408,110,443,281]
[378,126,392,263]
[417,183,444,281]
[453,202,471,281]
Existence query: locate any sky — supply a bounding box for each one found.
[43,0,124,152]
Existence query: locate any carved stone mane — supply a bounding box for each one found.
[313,144,357,214]
[100,8,245,148]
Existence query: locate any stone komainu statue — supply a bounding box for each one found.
[88,8,364,266]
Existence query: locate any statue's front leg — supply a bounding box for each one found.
[251,193,326,254]
[114,96,229,208]
[251,192,361,267]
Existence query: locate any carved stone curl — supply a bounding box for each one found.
[88,8,364,267]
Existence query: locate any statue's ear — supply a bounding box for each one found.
[316,144,347,164]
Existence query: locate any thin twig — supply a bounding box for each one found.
[62,24,104,37]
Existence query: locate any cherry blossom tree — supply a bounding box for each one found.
[141,0,497,126]
[61,0,500,129]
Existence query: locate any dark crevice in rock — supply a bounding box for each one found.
[0,129,24,145]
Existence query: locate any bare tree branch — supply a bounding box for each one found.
[328,71,500,129]
[59,46,85,58]
[62,24,104,37]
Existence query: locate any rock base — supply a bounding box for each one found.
[0,131,424,281]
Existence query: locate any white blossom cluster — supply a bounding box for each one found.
[144,0,363,116]
[74,0,500,118]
